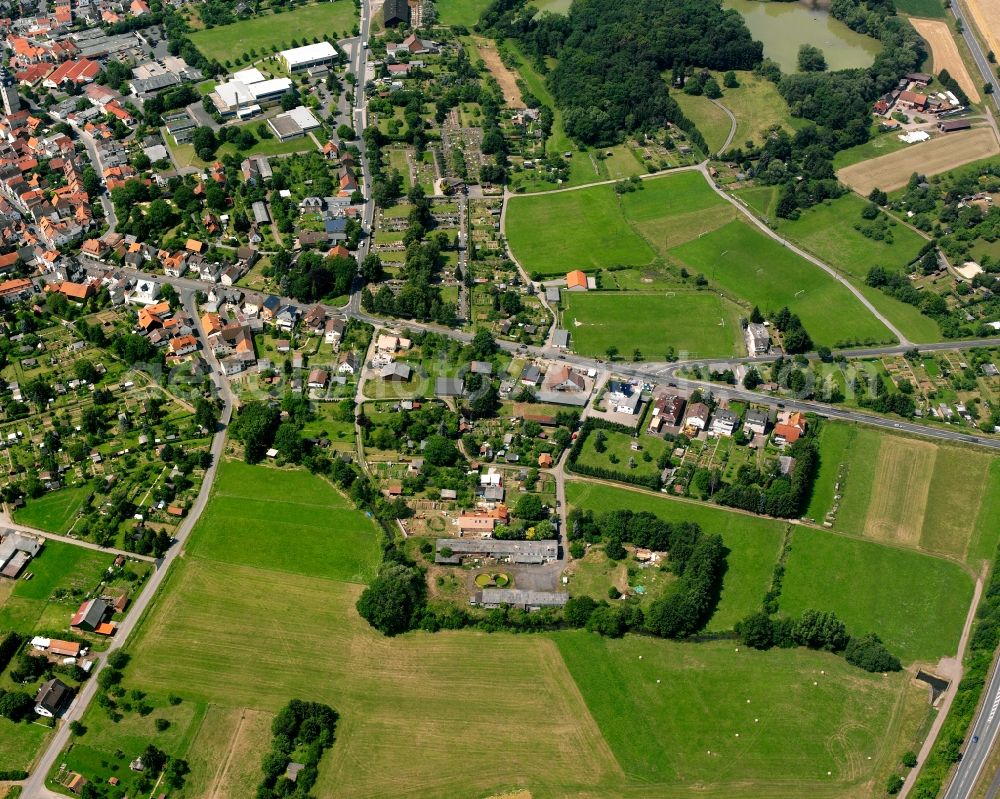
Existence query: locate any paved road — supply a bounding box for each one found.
[942,652,1000,799]
[696,162,911,345]
[4,520,156,562]
[952,0,1000,113]
[20,296,234,799]
[71,123,117,232]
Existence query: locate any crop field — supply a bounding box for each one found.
[563,292,743,359]
[13,485,91,533]
[506,184,656,275]
[668,219,895,346]
[809,423,1000,564]
[863,437,936,547]
[566,481,784,631]
[909,18,980,101]
[555,632,927,795]
[189,3,357,63]
[967,0,1000,63]
[780,527,973,663]
[838,128,1000,194]
[185,460,382,584]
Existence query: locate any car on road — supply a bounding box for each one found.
[973,735,980,744]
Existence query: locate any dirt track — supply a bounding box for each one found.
[838,126,1000,194]
[910,17,981,102]
[471,37,524,107]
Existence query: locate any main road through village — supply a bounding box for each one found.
[17,5,1000,795]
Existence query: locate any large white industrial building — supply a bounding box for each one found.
[279,41,337,72]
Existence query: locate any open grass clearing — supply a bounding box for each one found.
[774,194,926,281]
[564,291,744,359]
[668,218,895,347]
[671,93,733,155]
[435,0,492,26]
[780,526,973,664]
[833,129,914,170]
[894,0,946,16]
[190,3,357,63]
[716,70,799,150]
[566,481,784,631]
[555,632,927,793]
[13,485,91,533]
[506,184,656,275]
[838,127,1000,194]
[185,460,382,583]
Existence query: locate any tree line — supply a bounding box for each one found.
[477,0,760,146]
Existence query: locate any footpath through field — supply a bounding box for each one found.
[19,293,236,799]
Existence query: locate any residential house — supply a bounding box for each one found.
[307,368,328,389]
[744,408,769,436]
[381,362,411,381]
[684,402,710,431]
[325,317,346,346]
[436,377,464,396]
[710,408,739,436]
[34,678,72,717]
[745,322,770,355]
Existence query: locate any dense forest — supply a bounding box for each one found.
[477,0,762,145]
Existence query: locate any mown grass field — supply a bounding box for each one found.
[567,478,972,663]
[668,219,896,347]
[780,527,973,663]
[775,195,926,281]
[563,291,744,359]
[809,423,1000,565]
[506,184,656,275]
[0,718,51,773]
[190,3,357,63]
[555,632,927,794]
[54,459,951,798]
[507,170,733,276]
[435,0,492,26]
[766,194,941,342]
[124,560,623,799]
[185,460,382,583]
[13,485,90,533]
